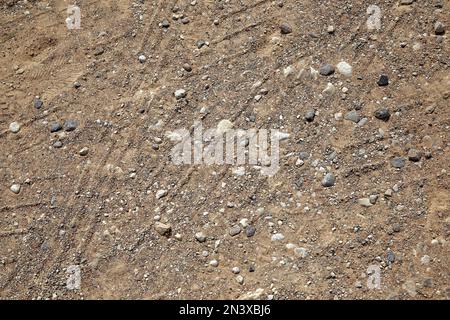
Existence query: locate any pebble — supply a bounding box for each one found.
[79,147,89,156]
[63,120,78,132]
[229,225,241,237]
[408,149,422,162]
[294,247,308,258]
[33,97,43,109]
[280,23,292,34]
[10,184,21,194]
[271,233,285,241]
[434,21,445,35]
[216,119,233,134]
[138,54,146,63]
[400,0,414,5]
[73,81,81,89]
[209,259,219,267]
[174,89,187,99]
[336,61,352,77]
[420,255,431,265]
[387,251,395,264]
[50,122,62,132]
[374,108,390,121]
[377,74,389,86]
[9,122,21,133]
[319,64,335,76]
[155,189,168,199]
[236,275,244,285]
[344,110,361,123]
[182,63,192,72]
[161,19,170,28]
[231,267,240,274]
[391,157,406,169]
[358,198,373,207]
[196,40,206,49]
[327,26,335,34]
[195,232,206,242]
[53,141,63,148]
[321,173,335,187]
[246,225,256,237]
[323,82,336,95]
[369,194,379,204]
[304,109,316,122]
[154,222,171,236]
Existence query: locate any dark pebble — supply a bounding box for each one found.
[319,64,335,76]
[377,74,389,86]
[374,108,390,121]
[280,23,292,34]
[50,122,62,133]
[33,97,43,109]
[246,225,256,237]
[305,109,316,122]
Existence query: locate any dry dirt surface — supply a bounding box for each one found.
[0,0,449,300]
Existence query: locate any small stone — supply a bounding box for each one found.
[408,149,422,162]
[384,189,393,197]
[63,120,78,132]
[420,255,431,265]
[231,267,240,274]
[374,108,390,121]
[400,0,414,5]
[174,89,187,99]
[319,64,335,76]
[9,122,21,133]
[161,19,170,28]
[53,141,63,148]
[154,222,171,236]
[138,54,147,63]
[246,225,256,237]
[280,23,292,34]
[78,147,89,156]
[434,21,445,35]
[10,184,21,194]
[229,225,241,237]
[321,173,335,187]
[181,17,190,24]
[209,259,219,267]
[369,194,379,204]
[195,232,206,242]
[387,251,395,264]
[174,233,182,241]
[73,81,81,89]
[216,119,233,134]
[155,189,168,199]
[271,233,285,241]
[294,247,308,258]
[336,61,352,77]
[391,157,406,169]
[182,63,192,72]
[377,74,389,86]
[33,97,43,109]
[304,109,316,122]
[50,122,62,133]
[358,198,373,207]
[236,275,244,284]
[327,26,335,34]
[344,110,361,123]
[196,40,206,49]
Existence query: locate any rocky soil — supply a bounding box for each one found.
[0,0,449,299]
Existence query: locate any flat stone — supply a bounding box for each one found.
[271,233,285,241]
[391,157,406,168]
[344,110,361,123]
[155,189,168,199]
[358,198,373,207]
[63,120,78,132]
[408,149,422,162]
[229,225,241,237]
[154,222,171,236]
[79,147,89,156]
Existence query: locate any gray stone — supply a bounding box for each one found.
[50,122,62,132]
[408,149,422,162]
[33,97,43,109]
[374,108,390,121]
[344,110,361,123]
[154,222,171,236]
[319,64,335,76]
[246,225,256,237]
[434,21,445,35]
[305,109,316,122]
[391,157,406,168]
[63,120,78,132]
[321,173,335,187]
[280,23,292,34]
[229,225,241,237]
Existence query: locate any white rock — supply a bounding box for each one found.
[271,233,285,241]
[9,122,21,133]
[322,82,336,95]
[138,54,146,63]
[209,259,219,267]
[10,184,21,194]
[336,61,352,77]
[294,247,308,258]
[155,189,168,199]
[174,89,186,99]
